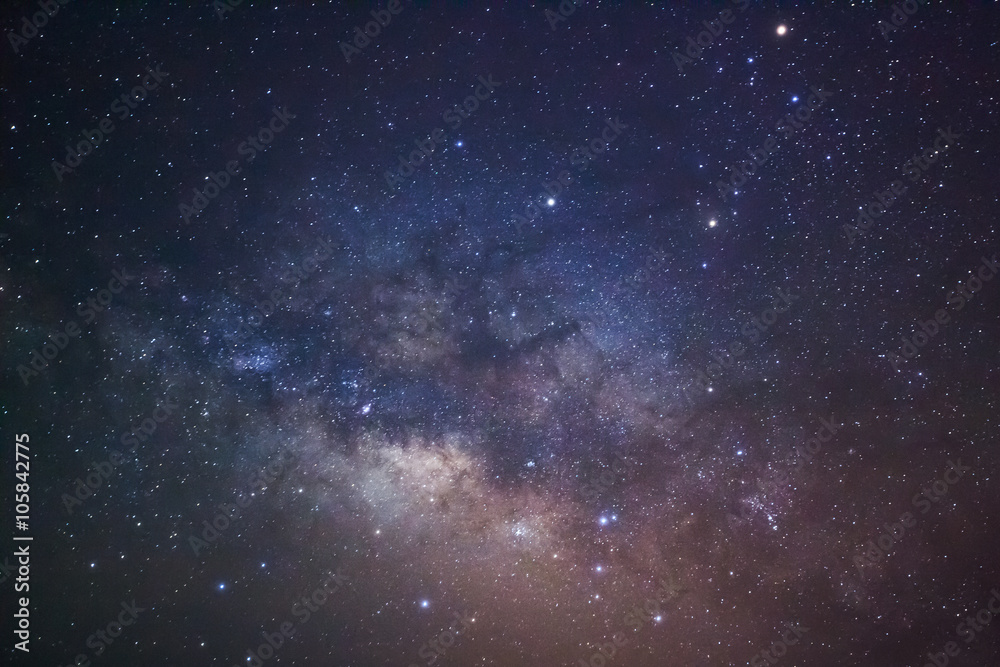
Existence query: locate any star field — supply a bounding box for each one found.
[2,2,1000,666]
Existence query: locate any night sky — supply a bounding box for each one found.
[3,2,1000,666]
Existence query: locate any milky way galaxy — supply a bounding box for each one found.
[3,2,1000,666]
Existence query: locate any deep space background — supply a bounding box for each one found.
[2,1,1000,665]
